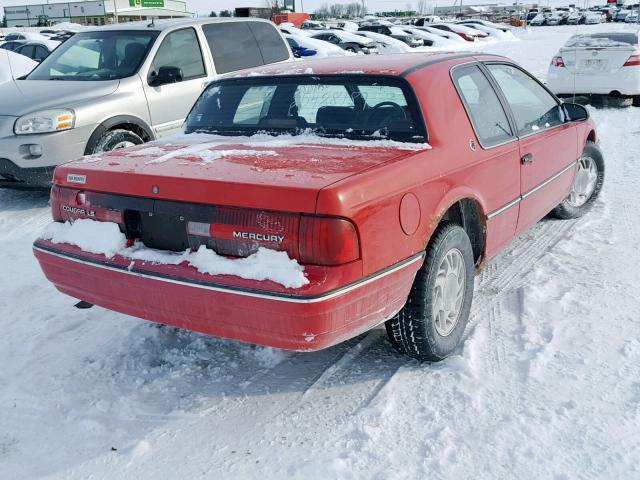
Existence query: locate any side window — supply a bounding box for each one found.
[34,46,49,62]
[150,28,205,81]
[486,63,563,135]
[204,22,263,74]
[18,45,35,59]
[453,65,514,147]
[247,22,290,64]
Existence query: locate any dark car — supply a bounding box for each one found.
[311,31,378,54]
[13,41,57,62]
[285,36,317,58]
[358,25,424,48]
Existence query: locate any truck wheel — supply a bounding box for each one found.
[92,129,143,154]
[386,221,475,361]
[551,141,604,219]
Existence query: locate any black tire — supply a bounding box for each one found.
[633,96,640,107]
[551,141,605,220]
[385,221,475,361]
[91,129,144,154]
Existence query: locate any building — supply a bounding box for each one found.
[3,0,192,27]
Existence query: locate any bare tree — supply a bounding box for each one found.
[417,0,428,14]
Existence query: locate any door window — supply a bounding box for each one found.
[453,65,514,147]
[486,63,563,136]
[34,45,49,62]
[149,28,205,82]
[17,45,35,59]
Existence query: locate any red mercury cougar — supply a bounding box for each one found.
[33,53,604,360]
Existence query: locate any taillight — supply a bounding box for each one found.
[50,185,124,225]
[623,54,640,67]
[551,56,565,67]
[299,216,360,266]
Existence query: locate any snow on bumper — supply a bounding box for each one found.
[33,241,423,351]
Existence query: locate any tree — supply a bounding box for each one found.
[1,15,7,28]
[209,11,218,17]
[219,10,233,17]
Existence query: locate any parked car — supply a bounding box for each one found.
[414,16,443,26]
[615,10,632,22]
[430,23,488,42]
[417,25,467,44]
[0,48,38,84]
[358,25,424,48]
[625,11,639,23]
[585,12,604,24]
[13,39,60,62]
[546,12,569,26]
[2,32,49,42]
[547,32,640,106]
[355,30,415,53]
[311,30,379,54]
[398,26,454,47]
[285,34,347,58]
[567,12,586,25]
[529,14,547,26]
[457,19,513,33]
[0,18,294,188]
[33,53,603,361]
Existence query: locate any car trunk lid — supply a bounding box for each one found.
[561,46,637,74]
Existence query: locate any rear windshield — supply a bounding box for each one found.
[565,33,638,48]
[184,76,427,143]
[26,30,157,81]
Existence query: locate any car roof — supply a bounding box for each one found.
[234,52,506,78]
[89,17,275,32]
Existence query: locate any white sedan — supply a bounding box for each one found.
[0,48,37,84]
[547,32,640,105]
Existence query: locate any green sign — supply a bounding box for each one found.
[128,0,165,8]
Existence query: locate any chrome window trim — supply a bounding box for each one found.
[449,61,518,151]
[33,246,425,304]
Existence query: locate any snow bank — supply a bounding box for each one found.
[39,219,309,288]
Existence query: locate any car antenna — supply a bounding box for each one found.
[147,17,155,28]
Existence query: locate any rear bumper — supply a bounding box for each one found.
[548,65,640,96]
[33,241,422,351]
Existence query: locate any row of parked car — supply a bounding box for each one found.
[280,18,515,58]
[528,5,640,26]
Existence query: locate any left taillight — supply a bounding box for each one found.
[50,185,124,225]
[623,53,640,67]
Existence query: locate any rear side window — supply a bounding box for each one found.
[17,44,35,59]
[486,63,563,136]
[453,65,514,147]
[34,46,49,62]
[203,21,289,74]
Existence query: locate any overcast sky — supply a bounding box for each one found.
[1,0,575,17]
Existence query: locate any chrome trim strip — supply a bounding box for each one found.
[487,197,521,220]
[521,161,576,199]
[487,160,577,220]
[33,246,425,304]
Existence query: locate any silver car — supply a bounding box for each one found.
[0,18,294,187]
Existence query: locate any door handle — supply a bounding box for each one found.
[521,153,534,165]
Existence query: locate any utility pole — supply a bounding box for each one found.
[362,0,365,17]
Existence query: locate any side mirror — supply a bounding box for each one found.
[562,102,589,122]
[148,66,183,87]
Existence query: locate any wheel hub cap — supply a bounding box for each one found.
[432,248,466,337]
[112,141,136,150]
[567,156,598,208]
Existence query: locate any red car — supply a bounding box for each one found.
[33,53,604,361]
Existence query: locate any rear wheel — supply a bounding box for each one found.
[385,222,475,361]
[91,129,144,154]
[551,141,604,219]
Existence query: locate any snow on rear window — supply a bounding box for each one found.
[565,33,638,48]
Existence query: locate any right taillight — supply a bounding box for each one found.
[623,54,640,67]
[551,56,565,67]
[299,216,360,266]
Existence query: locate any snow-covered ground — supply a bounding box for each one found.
[2,24,640,480]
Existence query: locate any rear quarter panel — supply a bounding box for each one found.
[317,59,522,276]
